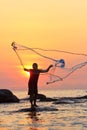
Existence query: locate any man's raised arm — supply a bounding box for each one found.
[24,68,30,72]
[40,65,53,73]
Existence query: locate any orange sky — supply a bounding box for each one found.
[0,0,87,90]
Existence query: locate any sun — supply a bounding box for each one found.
[25,71,30,77]
[19,65,31,77]
[22,69,30,77]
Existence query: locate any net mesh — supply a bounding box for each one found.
[11,41,87,84]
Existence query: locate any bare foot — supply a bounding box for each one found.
[34,104,38,107]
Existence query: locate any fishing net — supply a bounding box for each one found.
[11,41,87,84]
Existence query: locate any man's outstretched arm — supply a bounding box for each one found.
[40,65,53,73]
[24,68,30,72]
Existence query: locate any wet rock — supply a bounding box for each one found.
[21,93,47,101]
[76,95,87,99]
[23,94,57,102]
[40,97,57,102]
[16,107,58,112]
[0,89,19,103]
[53,96,87,104]
[37,93,46,99]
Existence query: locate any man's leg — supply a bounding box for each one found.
[34,94,38,107]
[30,94,34,108]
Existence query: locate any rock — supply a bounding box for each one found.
[21,93,47,101]
[37,93,46,99]
[53,95,87,104]
[76,95,87,99]
[0,89,19,103]
[40,97,58,102]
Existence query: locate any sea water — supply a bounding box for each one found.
[0,89,87,130]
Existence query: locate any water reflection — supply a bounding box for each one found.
[28,111,39,121]
[29,127,47,130]
[27,111,47,130]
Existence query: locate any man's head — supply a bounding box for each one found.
[32,63,38,69]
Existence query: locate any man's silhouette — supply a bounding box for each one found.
[24,63,53,109]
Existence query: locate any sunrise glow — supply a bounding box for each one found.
[22,70,30,78]
[0,0,87,90]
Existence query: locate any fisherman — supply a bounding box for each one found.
[24,63,53,109]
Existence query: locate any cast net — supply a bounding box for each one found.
[11,41,87,84]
